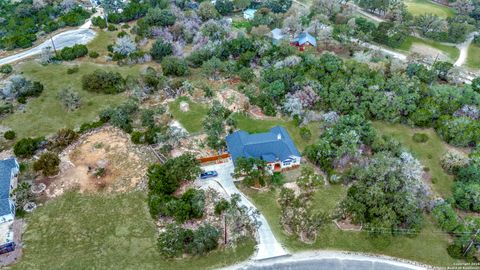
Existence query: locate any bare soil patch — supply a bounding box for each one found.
[411,43,449,61]
[43,126,156,197]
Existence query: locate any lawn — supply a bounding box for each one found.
[466,44,480,69]
[398,36,460,62]
[405,0,455,18]
[239,185,458,267]
[86,30,118,57]
[168,97,209,133]
[2,61,142,138]
[372,121,454,197]
[11,191,255,270]
[231,113,322,152]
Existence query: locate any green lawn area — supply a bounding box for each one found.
[11,191,255,270]
[372,121,454,197]
[231,113,321,152]
[87,29,118,57]
[168,97,209,133]
[405,0,455,18]
[466,44,480,69]
[2,61,142,138]
[239,185,458,267]
[398,36,459,62]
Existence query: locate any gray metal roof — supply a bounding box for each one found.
[226,126,301,163]
[0,158,17,217]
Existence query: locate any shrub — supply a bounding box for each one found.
[92,16,107,29]
[33,152,60,176]
[3,130,15,140]
[130,131,144,144]
[13,137,43,158]
[0,64,13,74]
[47,128,79,152]
[89,51,99,58]
[412,133,429,143]
[78,120,104,133]
[66,66,79,74]
[300,127,312,141]
[441,149,470,174]
[107,24,118,31]
[214,199,230,215]
[82,70,125,94]
[161,56,189,76]
[150,39,173,61]
[238,67,255,83]
[59,44,88,61]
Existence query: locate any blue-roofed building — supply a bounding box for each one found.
[226,126,301,172]
[0,158,18,223]
[291,32,317,51]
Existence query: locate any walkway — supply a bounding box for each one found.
[201,161,288,260]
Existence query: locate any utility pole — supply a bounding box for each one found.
[223,214,227,245]
[463,228,480,257]
[50,36,57,56]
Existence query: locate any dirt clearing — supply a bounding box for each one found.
[44,126,156,197]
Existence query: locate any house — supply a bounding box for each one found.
[243,8,257,20]
[270,28,286,45]
[0,158,19,255]
[290,32,317,51]
[226,126,301,172]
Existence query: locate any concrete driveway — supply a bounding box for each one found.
[201,160,288,260]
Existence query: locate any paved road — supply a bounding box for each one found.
[0,21,96,66]
[455,31,478,67]
[225,251,428,270]
[201,161,288,260]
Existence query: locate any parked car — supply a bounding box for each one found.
[200,170,218,179]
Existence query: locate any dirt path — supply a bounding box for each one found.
[454,32,478,67]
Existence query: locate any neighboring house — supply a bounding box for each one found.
[243,8,257,20]
[291,32,317,51]
[226,126,301,172]
[270,28,286,45]
[0,158,18,255]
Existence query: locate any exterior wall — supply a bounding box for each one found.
[0,214,13,224]
[267,156,301,172]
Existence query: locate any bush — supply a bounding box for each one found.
[3,130,15,140]
[66,66,79,74]
[47,128,79,152]
[150,39,173,61]
[161,56,189,76]
[78,120,104,133]
[13,137,43,158]
[238,67,255,83]
[59,44,88,61]
[300,127,312,141]
[33,152,60,176]
[214,199,230,215]
[441,149,470,174]
[107,24,118,31]
[92,16,107,29]
[130,131,144,144]
[82,70,125,94]
[89,51,99,58]
[0,64,13,74]
[412,133,429,143]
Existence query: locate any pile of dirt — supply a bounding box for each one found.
[43,126,156,197]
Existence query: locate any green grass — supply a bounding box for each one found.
[466,44,480,69]
[2,61,142,138]
[405,0,455,18]
[87,30,117,56]
[372,121,454,197]
[231,113,321,152]
[239,186,458,267]
[11,192,255,270]
[168,97,209,133]
[398,36,459,61]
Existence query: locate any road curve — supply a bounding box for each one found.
[0,21,96,66]
[224,251,429,270]
[201,161,289,261]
